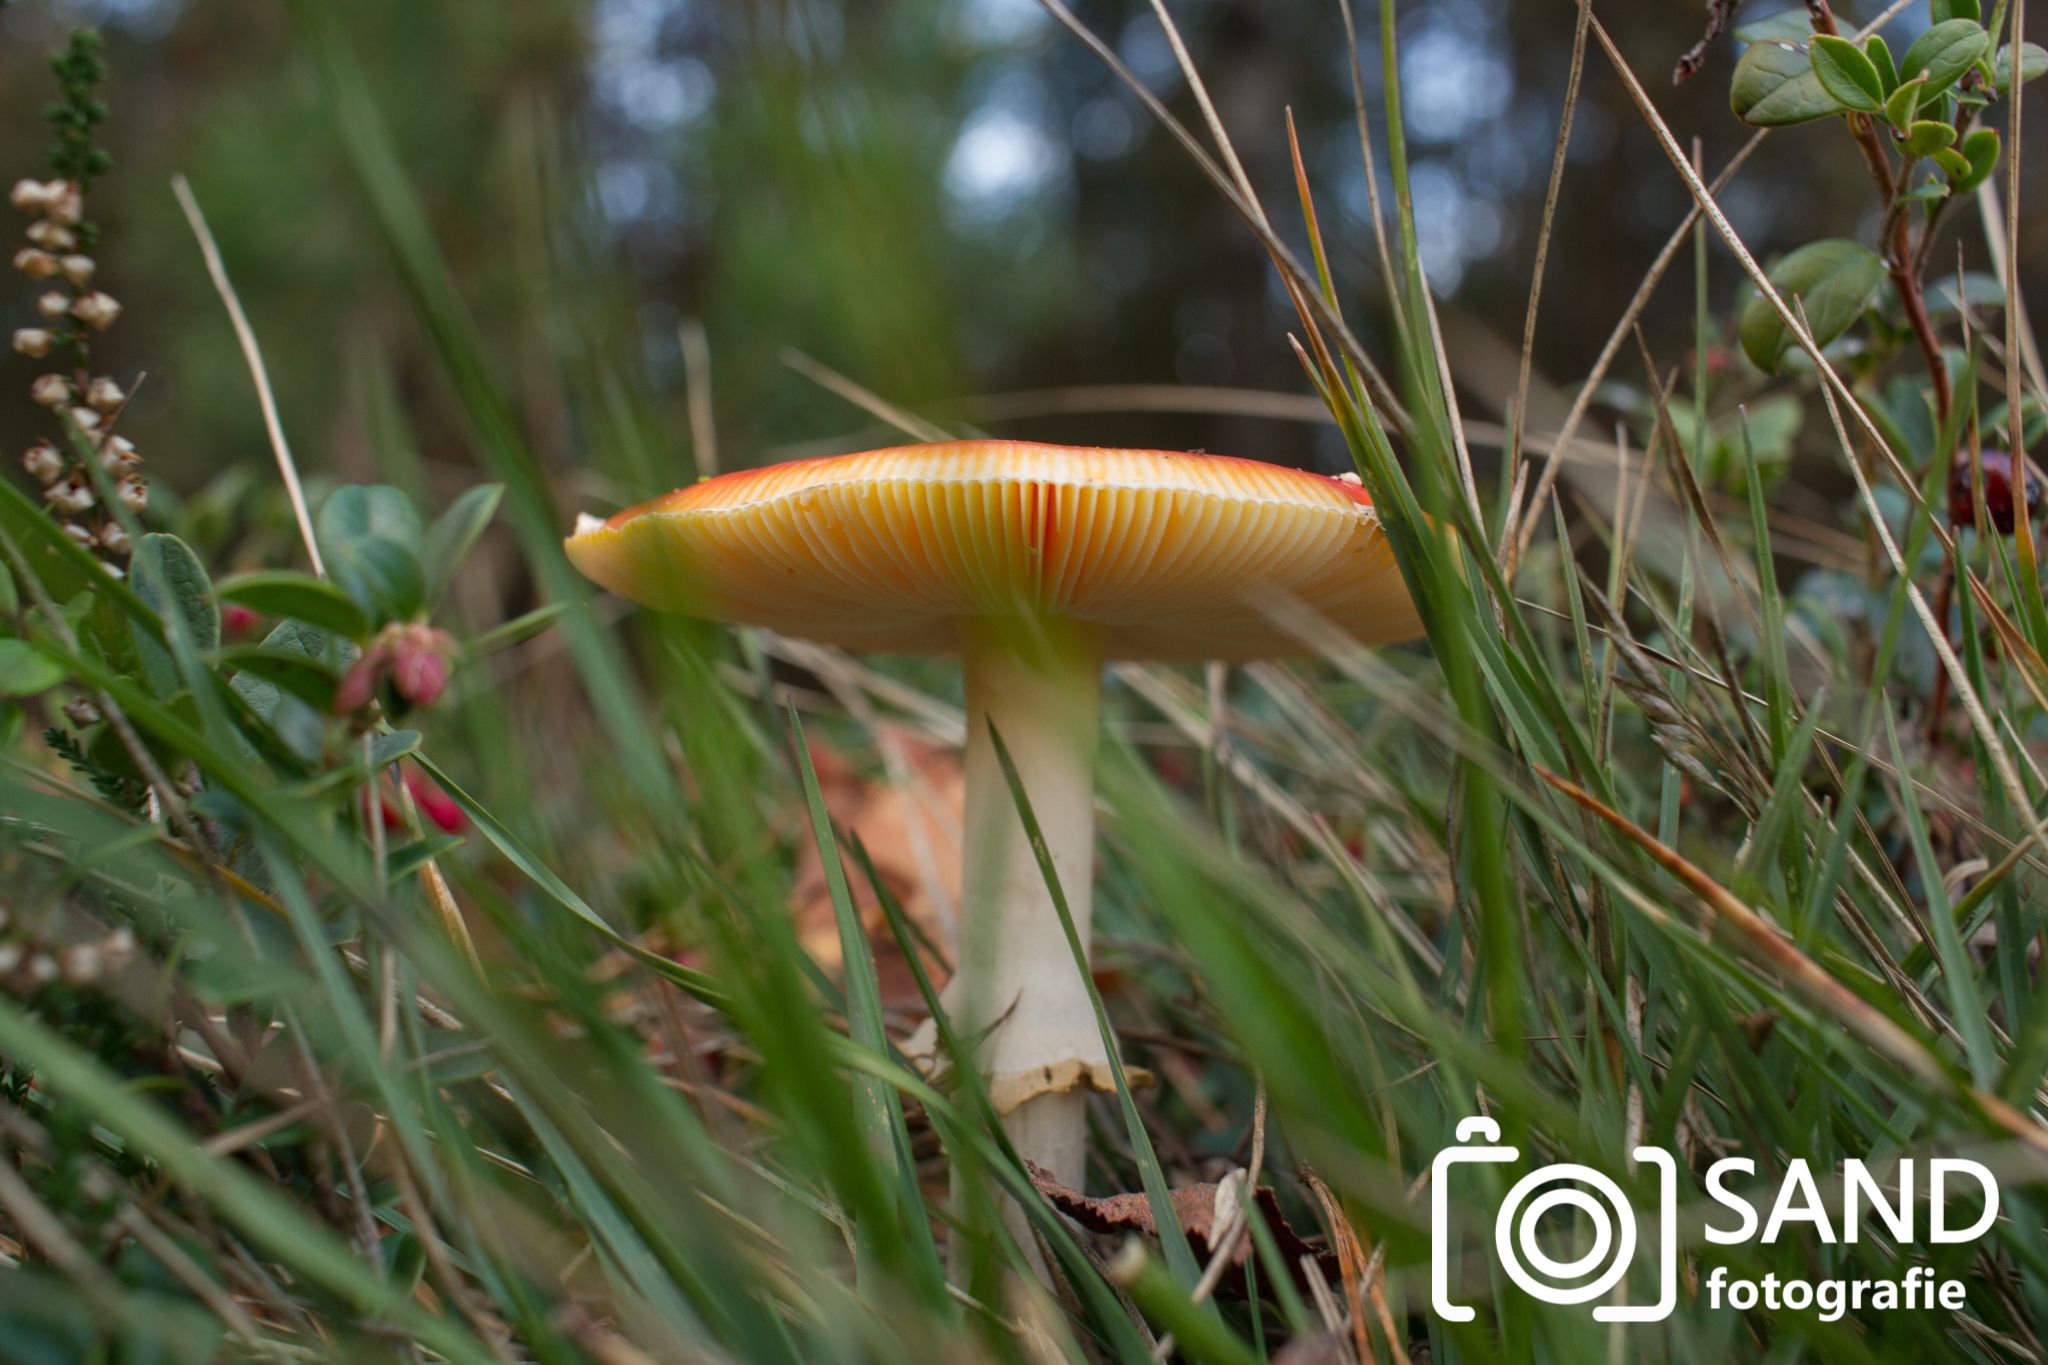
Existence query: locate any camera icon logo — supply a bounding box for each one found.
[1431,1117,1677,1323]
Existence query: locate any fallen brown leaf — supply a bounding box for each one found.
[1025,1161,1338,1296]
[792,728,962,1002]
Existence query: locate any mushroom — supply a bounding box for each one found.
[565,440,1421,1188]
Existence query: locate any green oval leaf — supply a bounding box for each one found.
[1932,0,1981,21]
[1810,35,1884,111]
[1953,126,2000,190]
[368,728,421,770]
[421,483,502,603]
[331,537,425,621]
[1865,34,1899,93]
[1903,119,1958,156]
[1933,146,1974,180]
[1901,19,1991,99]
[229,620,353,760]
[130,532,219,700]
[1732,8,1814,43]
[219,645,341,712]
[316,484,422,558]
[0,640,67,697]
[1995,41,2048,93]
[218,571,371,641]
[1731,41,1850,126]
[1885,72,1927,130]
[1738,239,1888,374]
[1929,271,2007,315]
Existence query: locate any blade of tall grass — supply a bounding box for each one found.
[0,994,499,1365]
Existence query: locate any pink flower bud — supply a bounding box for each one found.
[334,625,457,717]
[334,641,391,715]
[405,765,468,833]
[391,625,455,709]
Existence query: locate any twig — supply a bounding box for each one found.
[171,175,323,575]
[1504,0,1593,551]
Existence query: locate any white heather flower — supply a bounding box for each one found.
[47,475,95,515]
[62,522,95,548]
[62,696,101,727]
[26,220,76,250]
[29,374,71,406]
[0,946,20,975]
[67,406,101,433]
[117,476,148,514]
[97,521,130,556]
[26,953,57,984]
[36,290,70,320]
[59,944,102,984]
[71,291,120,331]
[44,183,82,225]
[102,927,136,967]
[12,247,59,279]
[10,327,54,358]
[9,178,51,213]
[60,254,94,286]
[22,440,64,484]
[100,435,140,472]
[87,377,125,411]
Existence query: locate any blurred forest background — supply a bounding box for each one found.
[3,0,2044,527]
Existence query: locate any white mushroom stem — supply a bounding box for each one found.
[956,614,1109,1191]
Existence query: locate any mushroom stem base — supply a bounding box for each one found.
[957,615,1107,1194]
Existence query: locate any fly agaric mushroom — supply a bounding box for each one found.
[566,440,1421,1188]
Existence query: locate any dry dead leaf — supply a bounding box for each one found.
[1025,1161,1339,1296]
[792,728,962,1003]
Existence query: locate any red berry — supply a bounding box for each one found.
[1949,449,2043,535]
[221,603,262,639]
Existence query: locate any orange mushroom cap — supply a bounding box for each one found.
[565,440,1421,661]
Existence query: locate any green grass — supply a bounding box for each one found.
[2,2,2047,1362]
